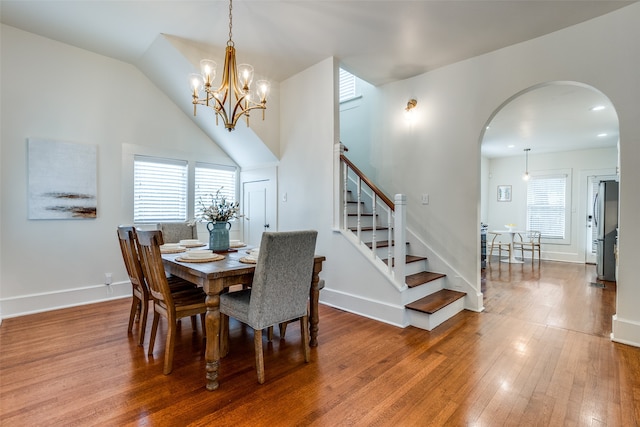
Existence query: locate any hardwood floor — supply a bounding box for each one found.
[2,260,639,426]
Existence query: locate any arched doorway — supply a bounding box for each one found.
[480,81,619,265]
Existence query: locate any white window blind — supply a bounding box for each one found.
[339,68,356,102]
[194,163,237,219]
[526,174,567,239]
[134,156,188,223]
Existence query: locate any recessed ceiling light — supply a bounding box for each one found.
[597,133,608,137]
[590,105,606,111]
[507,144,515,148]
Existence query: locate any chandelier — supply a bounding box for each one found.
[189,0,270,132]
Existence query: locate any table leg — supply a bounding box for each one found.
[309,267,321,347]
[205,293,220,391]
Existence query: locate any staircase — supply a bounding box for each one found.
[341,153,466,331]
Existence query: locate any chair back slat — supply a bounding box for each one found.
[117,226,148,300]
[136,230,173,306]
[249,230,318,329]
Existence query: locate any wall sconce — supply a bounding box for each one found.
[405,99,418,112]
[404,98,417,124]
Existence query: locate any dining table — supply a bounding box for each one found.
[162,246,326,391]
[492,229,524,264]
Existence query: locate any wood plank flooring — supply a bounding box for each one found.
[1,260,639,426]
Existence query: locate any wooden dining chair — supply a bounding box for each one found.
[117,226,197,347]
[487,232,511,263]
[514,230,542,263]
[135,229,207,375]
[219,230,318,384]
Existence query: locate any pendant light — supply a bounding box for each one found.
[523,148,531,181]
[189,0,270,131]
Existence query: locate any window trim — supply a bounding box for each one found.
[526,169,572,245]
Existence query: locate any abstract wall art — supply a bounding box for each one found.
[28,138,98,219]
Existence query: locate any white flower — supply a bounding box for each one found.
[195,188,241,223]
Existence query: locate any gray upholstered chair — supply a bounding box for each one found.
[158,222,197,243]
[277,279,325,339]
[220,230,318,384]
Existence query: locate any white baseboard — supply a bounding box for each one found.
[0,281,131,319]
[319,287,407,328]
[611,314,640,348]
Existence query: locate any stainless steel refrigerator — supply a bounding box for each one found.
[595,180,618,281]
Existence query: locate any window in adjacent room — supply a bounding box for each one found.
[133,156,188,222]
[526,172,569,240]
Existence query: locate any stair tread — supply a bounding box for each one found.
[405,289,467,314]
[365,241,412,249]
[383,255,427,266]
[406,271,446,288]
[349,226,389,232]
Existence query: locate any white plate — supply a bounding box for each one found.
[187,249,213,258]
[180,239,201,245]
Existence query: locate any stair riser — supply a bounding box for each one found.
[347,215,386,229]
[350,228,393,242]
[407,297,465,331]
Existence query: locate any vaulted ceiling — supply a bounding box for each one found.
[1,1,632,160]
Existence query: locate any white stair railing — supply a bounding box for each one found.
[338,145,406,286]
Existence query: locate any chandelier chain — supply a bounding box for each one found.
[227,0,234,46]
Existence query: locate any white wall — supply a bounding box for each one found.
[485,147,617,262]
[335,5,640,344]
[0,25,235,316]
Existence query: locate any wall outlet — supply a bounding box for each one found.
[421,193,429,205]
[105,273,112,285]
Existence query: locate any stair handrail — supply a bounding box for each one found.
[340,154,394,210]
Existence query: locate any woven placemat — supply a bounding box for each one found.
[239,257,257,264]
[230,243,247,248]
[160,247,186,254]
[176,254,225,263]
[181,243,206,248]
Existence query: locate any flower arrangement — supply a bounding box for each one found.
[196,188,241,223]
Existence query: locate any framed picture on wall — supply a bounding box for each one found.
[497,185,512,202]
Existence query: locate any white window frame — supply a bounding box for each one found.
[133,155,188,223]
[131,154,238,225]
[339,68,358,103]
[194,163,237,222]
[526,169,572,244]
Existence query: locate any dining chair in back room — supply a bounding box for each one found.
[514,230,542,263]
[219,230,318,384]
[487,232,511,263]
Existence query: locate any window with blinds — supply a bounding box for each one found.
[194,163,237,219]
[339,68,357,102]
[526,174,568,239]
[134,156,188,223]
